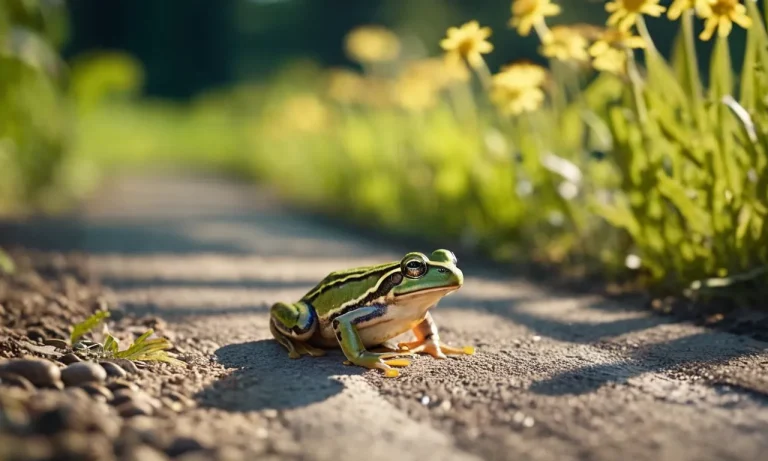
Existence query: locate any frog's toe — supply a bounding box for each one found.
[398,339,474,359]
[440,344,476,355]
[383,358,411,367]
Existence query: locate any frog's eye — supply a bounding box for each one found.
[402,257,427,279]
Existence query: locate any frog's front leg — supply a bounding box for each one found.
[398,311,475,359]
[333,306,414,378]
[270,301,326,359]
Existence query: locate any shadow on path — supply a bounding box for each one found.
[195,339,361,412]
[530,330,768,397]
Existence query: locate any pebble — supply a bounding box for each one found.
[0,371,35,392]
[79,383,114,402]
[43,338,70,350]
[121,445,169,461]
[165,436,206,457]
[99,361,128,378]
[0,358,62,388]
[49,431,116,461]
[106,380,139,393]
[116,400,155,418]
[26,327,47,342]
[420,395,431,406]
[59,353,83,365]
[61,362,107,387]
[105,359,139,374]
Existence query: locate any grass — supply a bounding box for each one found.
[69,310,184,366]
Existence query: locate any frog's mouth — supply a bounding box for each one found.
[395,285,461,299]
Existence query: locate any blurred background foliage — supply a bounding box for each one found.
[1,0,767,305]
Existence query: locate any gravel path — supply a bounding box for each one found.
[3,174,768,461]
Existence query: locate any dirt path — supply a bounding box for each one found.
[4,174,768,461]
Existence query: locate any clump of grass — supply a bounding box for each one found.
[69,310,183,366]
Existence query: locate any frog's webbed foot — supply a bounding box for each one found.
[398,338,475,359]
[270,318,326,359]
[343,352,414,378]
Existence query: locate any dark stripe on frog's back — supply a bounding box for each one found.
[302,263,400,316]
[301,262,399,303]
[327,270,403,323]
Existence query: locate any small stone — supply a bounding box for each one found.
[61,362,107,387]
[117,400,154,418]
[420,395,431,406]
[439,400,452,411]
[122,445,169,461]
[43,339,70,350]
[79,383,114,402]
[0,358,61,388]
[165,391,195,408]
[59,353,82,365]
[165,436,205,457]
[531,335,542,342]
[512,411,525,424]
[262,409,278,419]
[26,327,47,342]
[255,427,269,439]
[99,361,127,379]
[105,359,138,374]
[0,372,35,392]
[522,416,535,428]
[106,380,138,393]
[49,431,115,461]
[111,390,137,407]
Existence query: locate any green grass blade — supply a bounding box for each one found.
[0,248,14,274]
[656,172,712,235]
[70,310,110,345]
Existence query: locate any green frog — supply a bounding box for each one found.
[269,249,474,377]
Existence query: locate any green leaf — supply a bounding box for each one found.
[70,310,110,345]
[0,248,14,274]
[655,172,712,235]
[589,197,641,242]
[103,334,119,354]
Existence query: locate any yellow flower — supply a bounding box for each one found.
[667,0,707,20]
[490,62,548,115]
[588,28,646,75]
[344,25,401,64]
[591,47,629,74]
[509,0,561,36]
[326,68,365,104]
[539,25,590,63]
[605,0,666,31]
[278,94,329,133]
[440,21,494,68]
[696,0,751,41]
[394,74,439,112]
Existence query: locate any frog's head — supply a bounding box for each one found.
[392,249,463,302]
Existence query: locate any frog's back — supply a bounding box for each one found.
[300,262,400,316]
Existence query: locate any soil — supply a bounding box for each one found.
[1,174,768,461]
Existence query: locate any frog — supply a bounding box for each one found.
[269,249,474,377]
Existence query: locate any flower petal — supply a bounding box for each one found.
[699,17,718,40]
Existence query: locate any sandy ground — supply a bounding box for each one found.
[3,174,768,461]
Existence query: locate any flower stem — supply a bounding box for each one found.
[681,10,704,129]
[636,17,658,55]
[474,57,493,92]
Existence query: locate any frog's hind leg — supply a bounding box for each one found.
[398,312,475,359]
[270,301,325,359]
